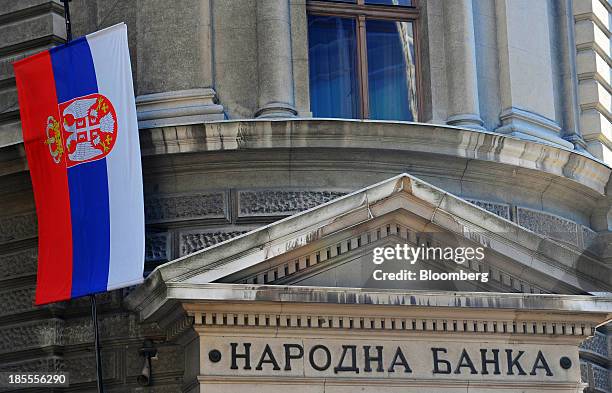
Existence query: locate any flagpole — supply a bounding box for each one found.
[61,0,72,42]
[60,1,104,392]
[90,294,105,393]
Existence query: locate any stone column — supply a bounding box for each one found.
[255,0,297,118]
[443,0,484,129]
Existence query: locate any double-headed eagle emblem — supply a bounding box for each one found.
[45,94,118,166]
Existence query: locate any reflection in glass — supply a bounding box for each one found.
[308,15,360,118]
[366,19,417,121]
[365,0,412,6]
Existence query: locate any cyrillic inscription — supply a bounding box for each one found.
[207,340,571,381]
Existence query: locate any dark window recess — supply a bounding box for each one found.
[307,0,420,120]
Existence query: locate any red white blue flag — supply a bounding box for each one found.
[13,23,144,305]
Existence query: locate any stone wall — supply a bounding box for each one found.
[0,181,184,391]
[0,1,65,148]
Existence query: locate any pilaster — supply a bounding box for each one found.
[494,0,573,149]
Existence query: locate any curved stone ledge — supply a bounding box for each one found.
[138,119,611,196]
[1,119,609,197]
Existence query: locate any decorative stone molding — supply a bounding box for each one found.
[180,230,247,256]
[137,120,611,198]
[0,248,37,281]
[64,351,117,384]
[0,357,63,372]
[238,190,345,217]
[0,286,35,318]
[502,206,598,251]
[581,360,612,393]
[592,363,612,392]
[516,207,579,247]
[496,107,573,149]
[186,309,595,338]
[145,192,227,224]
[0,213,37,244]
[126,174,612,322]
[63,313,139,345]
[0,319,63,354]
[465,199,511,220]
[167,315,194,341]
[580,331,609,360]
[136,88,224,129]
[146,232,170,262]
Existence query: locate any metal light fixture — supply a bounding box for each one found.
[137,340,158,386]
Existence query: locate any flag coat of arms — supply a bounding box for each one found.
[13,23,144,305]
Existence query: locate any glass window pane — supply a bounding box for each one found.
[366,19,417,121]
[308,15,360,119]
[365,0,413,6]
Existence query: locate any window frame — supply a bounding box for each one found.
[306,0,422,121]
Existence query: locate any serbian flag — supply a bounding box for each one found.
[13,23,144,305]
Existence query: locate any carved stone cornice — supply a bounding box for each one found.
[135,119,610,195]
[132,282,611,345]
[184,304,599,342]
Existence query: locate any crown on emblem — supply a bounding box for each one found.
[44,115,63,164]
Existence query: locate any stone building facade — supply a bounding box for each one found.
[0,0,611,392]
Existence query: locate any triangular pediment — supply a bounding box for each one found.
[215,209,536,293]
[145,174,611,296]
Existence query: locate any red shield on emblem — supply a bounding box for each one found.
[58,93,118,167]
